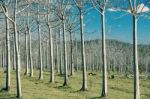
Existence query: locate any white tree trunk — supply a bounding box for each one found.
[14,22,22,98]
[48,25,54,83]
[56,34,60,73]
[70,31,74,76]
[133,15,140,99]
[75,40,78,72]
[5,7,10,92]
[38,5,43,80]
[80,10,87,91]
[101,13,107,97]
[14,0,22,97]
[24,31,29,75]
[59,29,63,75]
[62,19,68,86]
[13,35,16,70]
[1,46,4,68]
[46,40,49,69]
[27,11,33,77]
[29,30,33,77]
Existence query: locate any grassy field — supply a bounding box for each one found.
[0,69,150,99]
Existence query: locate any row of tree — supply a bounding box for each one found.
[0,0,150,99]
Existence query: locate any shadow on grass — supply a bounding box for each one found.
[110,87,132,94]
[55,85,72,89]
[141,93,150,98]
[90,96,104,99]
[69,88,89,94]
[0,88,16,99]
[57,74,65,77]
[0,97,17,99]
[0,88,6,92]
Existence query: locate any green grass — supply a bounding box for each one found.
[0,69,150,99]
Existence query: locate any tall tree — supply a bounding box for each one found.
[110,0,150,98]
[74,0,89,91]
[54,0,71,86]
[37,4,43,80]
[27,7,33,77]
[14,0,22,97]
[91,0,108,96]
[46,1,54,82]
[24,19,29,75]
[5,6,11,92]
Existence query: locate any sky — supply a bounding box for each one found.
[83,8,150,45]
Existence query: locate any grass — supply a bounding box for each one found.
[0,69,150,99]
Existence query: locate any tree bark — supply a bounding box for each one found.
[13,35,16,70]
[70,31,74,76]
[14,0,22,97]
[80,10,87,91]
[24,31,29,75]
[133,15,140,99]
[101,12,107,97]
[46,40,49,69]
[48,24,54,83]
[27,11,33,77]
[62,19,68,86]
[75,40,78,72]
[59,29,63,75]
[5,7,10,92]
[14,22,22,98]
[56,34,60,73]
[38,5,43,80]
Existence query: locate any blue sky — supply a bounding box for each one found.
[84,9,150,44]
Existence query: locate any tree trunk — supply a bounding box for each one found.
[27,11,33,77]
[101,13,107,97]
[75,40,78,72]
[56,34,60,73]
[38,5,43,80]
[70,31,74,76]
[5,8,10,92]
[38,24,43,80]
[62,19,68,86]
[14,22,22,98]
[24,31,29,75]
[46,40,49,69]
[80,10,87,91]
[29,30,33,77]
[133,15,140,99]
[14,0,22,97]
[59,29,63,75]
[48,25,54,83]
[1,46,4,68]
[13,35,16,70]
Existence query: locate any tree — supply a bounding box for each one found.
[37,3,43,80]
[47,4,54,82]
[4,5,10,92]
[13,0,22,97]
[53,0,71,86]
[66,15,79,76]
[73,0,90,91]
[91,0,108,96]
[109,0,150,98]
[24,13,29,75]
[27,7,33,77]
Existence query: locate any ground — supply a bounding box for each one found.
[0,69,150,99]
